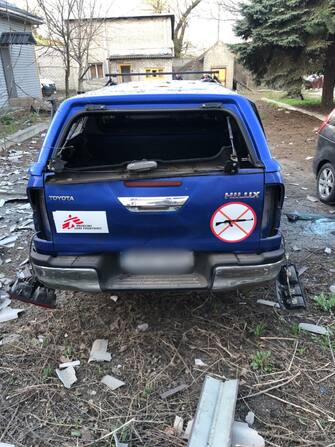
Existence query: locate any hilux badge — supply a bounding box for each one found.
[225,192,260,200]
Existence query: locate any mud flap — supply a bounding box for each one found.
[275,263,307,310]
[10,277,57,309]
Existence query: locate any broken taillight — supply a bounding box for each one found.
[261,184,284,238]
[317,109,335,133]
[27,188,51,240]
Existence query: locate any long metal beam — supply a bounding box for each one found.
[188,376,239,447]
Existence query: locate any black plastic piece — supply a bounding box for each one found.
[276,263,307,310]
[223,159,239,174]
[10,277,57,309]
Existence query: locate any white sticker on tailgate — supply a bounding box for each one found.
[53,211,109,233]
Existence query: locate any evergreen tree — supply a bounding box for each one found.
[234,0,335,109]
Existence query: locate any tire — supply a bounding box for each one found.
[317,162,335,204]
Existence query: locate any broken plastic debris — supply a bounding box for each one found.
[101,374,125,390]
[298,266,308,277]
[325,247,332,255]
[305,156,313,160]
[194,358,207,367]
[256,299,280,308]
[292,245,300,252]
[110,295,118,302]
[307,195,318,203]
[330,285,335,294]
[0,307,24,323]
[231,421,265,447]
[137,323,149,332]
[173,415,184,436]
[0,297,11,310]
[299,323,330,336]
[88,339,112,362]
[0,442,16,447]
[56,366,77,389]
[160,384,187,399]
[59,360,80,369]
[245,411,255,426]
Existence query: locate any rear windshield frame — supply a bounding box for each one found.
[50,106,263,170]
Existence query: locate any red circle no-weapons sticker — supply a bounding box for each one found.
[210,202,257,243]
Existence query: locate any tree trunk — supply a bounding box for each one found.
[65,49,71,98]
[321,42,335,110]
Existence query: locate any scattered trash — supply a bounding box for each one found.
[173,415,184,436]
[325,247,332,255]
[137,323,149,332]
[289,182,299,186]
[231,421,265,447]
[305,156,313,160]
[110,295,118,302]
[0,296,11,310]
[56,366,77,389]
[299,323,330,336]
[301,187,308,190]
[276,263,307,310]
[89,339,112,362]
[329,209,335,214]
[292,245,300,252]
[307,195,318,203]
[18,258,29,267]
[101,374,125,391]
[59,360,80,369]
[160,384,188,399]
[194,358,207,367]
[256,299,280,308]
[0,333,21,346]
[330,285,335,294]
[245,411,255,426]
[10,278,56,308]
[0,442,16,447]
[183,419,194,440]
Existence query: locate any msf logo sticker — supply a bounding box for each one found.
[53,211,109,233]
[62,214,84,230]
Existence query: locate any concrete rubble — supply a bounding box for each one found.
[56,366,77,389]
[299,323,331,336]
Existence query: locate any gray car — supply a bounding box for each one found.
[313,111,335,203]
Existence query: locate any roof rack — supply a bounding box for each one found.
[104,70,221,86]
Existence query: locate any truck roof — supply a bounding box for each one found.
[76,80,237,99]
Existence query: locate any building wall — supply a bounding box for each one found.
[203,41,235,89]
[109,58,173,82]
[0,17,41,106]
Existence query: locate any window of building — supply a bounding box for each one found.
[145,68,164,79]
[89,63,104,79]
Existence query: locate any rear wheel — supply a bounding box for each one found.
[317,163,335,203]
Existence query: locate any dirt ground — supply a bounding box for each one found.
[0,99,335,447]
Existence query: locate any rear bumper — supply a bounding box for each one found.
[30,248,284,292]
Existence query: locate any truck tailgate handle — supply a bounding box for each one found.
[118,196,189,212]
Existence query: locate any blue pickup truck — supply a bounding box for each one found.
[27,81,284,292]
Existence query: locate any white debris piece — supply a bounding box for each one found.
[88,339,112,362]
[292,245,300,252]
[307,195,318,202]
[0,199,5,207]
[183,419,194,440]
[0,297,11,310]
[325,247,332,255]
[194,358,207,367]
[299,323,330,336]
[0,333,21,346]
[231,421,265,447]
[0,235,18,246]
[0,307,24,323]
[173,415,184,436]
[256,299,280,308]
[110,295,118,302]
[305,156,314,160]
[56,366,77,389]
[137,323,149,332]
[113,434,128,447]
[330,285,335,294]
[329,209,335,214]
[59,360,80,369]
[245,411,255,426]
[298,266,308,277]
[0,442,16,447]
[101,374,125,391]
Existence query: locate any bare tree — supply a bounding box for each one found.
[36,0,76,97]
[146,0,204,57]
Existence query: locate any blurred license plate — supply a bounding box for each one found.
[120,250,194,274]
